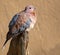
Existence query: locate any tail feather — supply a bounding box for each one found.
[2,31,12,48]
[2,39,8,48]
[2,31,21,48]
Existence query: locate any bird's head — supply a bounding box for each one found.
[25,5,36,13]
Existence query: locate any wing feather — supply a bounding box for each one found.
[9,14,18,30]
[10,12,31,34]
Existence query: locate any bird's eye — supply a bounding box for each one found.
[29,7,31,9]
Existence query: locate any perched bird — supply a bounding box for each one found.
[3,5,37,48]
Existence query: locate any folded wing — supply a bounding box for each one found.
[9,12,31,34]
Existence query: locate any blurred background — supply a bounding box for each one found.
[0,0,60,55]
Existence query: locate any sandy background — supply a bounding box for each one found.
[0,0,60,55]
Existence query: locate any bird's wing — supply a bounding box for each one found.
[9,14,19,30]
[10,12,31,34]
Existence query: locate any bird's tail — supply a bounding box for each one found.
[2,39,9,50]
[2,31,21,49]
[2,31,13,49]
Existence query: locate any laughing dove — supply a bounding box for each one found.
[3,5,37,47]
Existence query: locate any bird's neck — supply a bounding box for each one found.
[30,12,35,16]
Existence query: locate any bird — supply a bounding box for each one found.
[2,5,37,48]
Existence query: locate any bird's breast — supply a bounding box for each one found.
[26,16,36,31]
